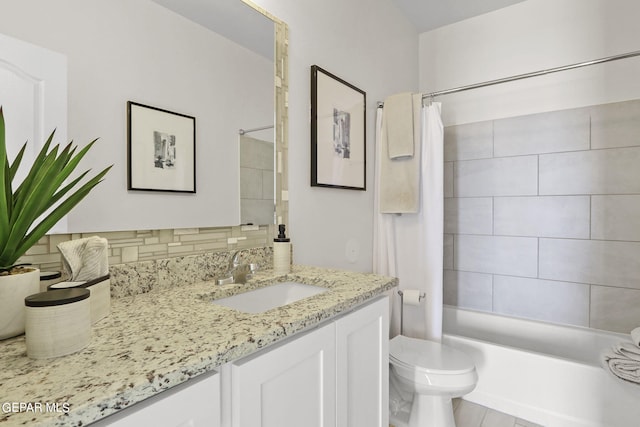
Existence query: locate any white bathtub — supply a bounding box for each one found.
[442,306,640,427]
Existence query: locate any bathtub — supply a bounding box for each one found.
[442,306,640,427]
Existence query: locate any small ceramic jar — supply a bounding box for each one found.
[25,289,91,359]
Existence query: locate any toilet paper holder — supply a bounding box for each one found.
[398,290,426,335]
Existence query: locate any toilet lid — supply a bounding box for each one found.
[390,335,475,375]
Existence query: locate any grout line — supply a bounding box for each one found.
[452,231,640,244]
[478,405,489,427]
[455,192,640,198]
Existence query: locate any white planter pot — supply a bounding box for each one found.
[0,268,41,340]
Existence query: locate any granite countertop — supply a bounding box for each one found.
[0,265,397,426]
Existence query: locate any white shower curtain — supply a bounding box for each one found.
[373,106,397,277]
[373,100,444,342]
[373,106,399,334]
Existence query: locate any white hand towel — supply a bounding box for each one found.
[631,327,640,347]
[57,236,109,281]
[379,93,422,213]
[602,343,640,384]
[384,92,414,159]
[617,342,640,362]
[605,357,640,384]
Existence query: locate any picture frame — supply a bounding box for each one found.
[127,101,196,193]
[310,65,366,190]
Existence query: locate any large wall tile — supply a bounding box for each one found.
[493,275,589,326]
[455,235,538,277]
[444,234,454,270]
[444,270,492,312]
[591,286,640,333]
[494,196,590,238]
[444,197,493,235]
[455,156,538,197]
[539,238,640,289]
[444,121,493,161]
[592,195,640,241]
[240,136,274,170]
[442,99,640,335]
[591,99,640,149]
[262,170,274,198]
[241,199,275,225]
[539,147,640,195]
[444,162,454,198]
[240,167,264,199]
[494,108,589,157]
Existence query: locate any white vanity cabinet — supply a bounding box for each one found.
[336,296,389,427]
[93,295,388,427]
[92,370,221,427]
[228,296,389,427]
[231,322,337,427]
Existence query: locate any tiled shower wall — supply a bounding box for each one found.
[443,99,640,334]
[240,135,275,225]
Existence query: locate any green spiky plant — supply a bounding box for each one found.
[0,107,112,273]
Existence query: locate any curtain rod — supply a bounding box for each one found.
[377,49,640,107]
[238,125,274,135]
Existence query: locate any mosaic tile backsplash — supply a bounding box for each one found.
[19,225,276,297]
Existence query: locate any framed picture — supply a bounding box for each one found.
[310,65,366,190]
[127,101,196,193]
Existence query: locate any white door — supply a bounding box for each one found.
[0,32,68,233]
[231,323,336,427]
[335,296,389,427]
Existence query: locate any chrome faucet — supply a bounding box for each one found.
[216,250,257,285]
[229,250,242,270]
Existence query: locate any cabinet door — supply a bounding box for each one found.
[231,322,336,427]
[93,371,220,427]
[335,296,389,427]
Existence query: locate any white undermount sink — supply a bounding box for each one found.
[212,281,328,314]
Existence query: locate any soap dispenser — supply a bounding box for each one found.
[273,224,291,275]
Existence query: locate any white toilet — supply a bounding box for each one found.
[389,334,478,427]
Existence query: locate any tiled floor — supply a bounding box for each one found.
[453,399,544,427]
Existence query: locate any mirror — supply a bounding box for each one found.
[152,0,277,226]
[240,132,275,225]
[0,0,285,232]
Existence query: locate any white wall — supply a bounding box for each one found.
[419,0,640,126]
[0,0,273,233]
[252,0,418,271]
